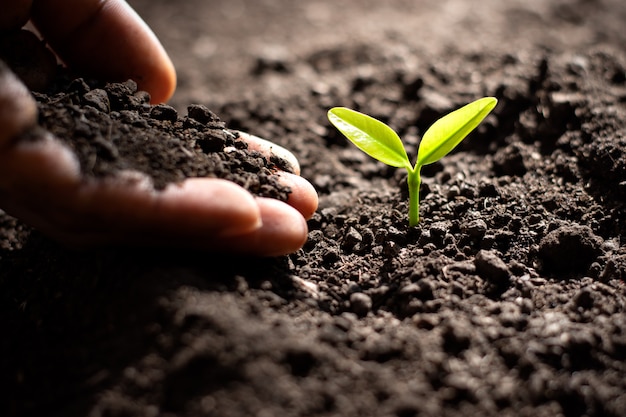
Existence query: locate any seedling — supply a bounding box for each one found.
[328,97,497,226]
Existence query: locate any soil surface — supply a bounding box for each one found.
[2,0,626,416]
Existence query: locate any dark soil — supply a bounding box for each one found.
[34,75,291,198]
[2,0,626,416]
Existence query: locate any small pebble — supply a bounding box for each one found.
[150,104,178,122]
[475,250,510,284]
[187,104,221,125]
[462,219,488,238]
[83,89,110,113]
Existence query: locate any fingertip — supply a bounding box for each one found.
[92,0,177,103]
[276,172,319,220]
[253,197,309,256]
[146,56,177,104]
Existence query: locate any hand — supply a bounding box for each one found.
[0,0,318,256]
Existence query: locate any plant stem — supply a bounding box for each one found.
[407,168,421,226]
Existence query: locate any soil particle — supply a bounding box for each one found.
[474,249,511,285]
[460,218,487,239]
[538,225,603,275]
[349,292,373,317]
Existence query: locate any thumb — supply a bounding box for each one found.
[30,0,176,103]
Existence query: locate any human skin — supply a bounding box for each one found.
[0,0,318,256]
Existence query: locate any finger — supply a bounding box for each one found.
[237,131,301,175]
[151,178,262,237]
[0,173,264,244]
[70,195,307,256]
[4,181,306,256]
[274,171,318,220]
[64,176,263,241]
[0,0,32,30]
[216,197,308,256]
[0,171,307,256]
[30,0,176,103]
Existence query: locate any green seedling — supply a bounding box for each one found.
[328,97,497,226]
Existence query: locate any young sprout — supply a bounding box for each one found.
[328,97,497,226]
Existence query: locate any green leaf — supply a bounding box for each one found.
[328,107,412,169]
[417,97,497,167]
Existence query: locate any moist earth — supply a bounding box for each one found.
[34,76,292,198]
[2,0,626,416]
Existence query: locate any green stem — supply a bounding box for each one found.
[407,167,421,227]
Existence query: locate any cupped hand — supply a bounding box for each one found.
[0,0,319,256]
